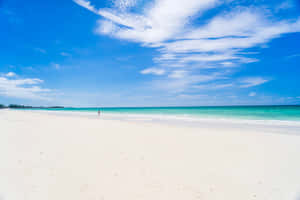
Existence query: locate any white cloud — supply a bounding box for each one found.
[94,4,300,54]
[95,0,219,44]
[95,20,119,35]
[94,3,300,69]
[168,70,187,78]
[221,62,234,67]
[240,77,269,88]
[162,16,300,54]
[75,0,300,93]
[249,92,256,97]
[0,74,53,100]
[140,67,165,75]
[113,0,137,11]
[5,72,16,77]
[10,78,43,85]
[183,10,266,39]
[73,0,98,13]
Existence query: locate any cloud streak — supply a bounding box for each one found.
[239,77,269,88]
[140,67,165,75]
[73,0,98,13]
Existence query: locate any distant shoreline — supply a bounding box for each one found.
[0,104,64,109]
[2,104,300,110]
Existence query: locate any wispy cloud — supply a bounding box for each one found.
[168,70,188,79]
[4,72,16,77]
[148,72,226,93]
[192,83,233,90]
[239,77,269,88]
[96,0,219,44]
[249,92,256,97]
[113,0,137,11]
[74,0,300,93]
[140,67,165,75]
[73,0,98,13]
[0,73,54,100]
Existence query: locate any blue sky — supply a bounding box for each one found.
[1,0,300,107]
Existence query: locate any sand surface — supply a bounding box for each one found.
[1,109,300,200]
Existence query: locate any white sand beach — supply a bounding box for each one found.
[1,109,300,200]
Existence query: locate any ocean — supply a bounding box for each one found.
[25,105,300,122]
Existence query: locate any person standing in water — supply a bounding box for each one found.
[98,109,101,116]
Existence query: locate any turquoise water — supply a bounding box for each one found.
[26,105,300,121]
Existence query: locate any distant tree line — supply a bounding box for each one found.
[0,104,64,109]
[8,104,35,108]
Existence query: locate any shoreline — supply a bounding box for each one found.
[11,108,300,124]
[5,104,300,123]
[13,109,300,135]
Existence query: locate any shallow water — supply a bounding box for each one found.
[20,105,300,121]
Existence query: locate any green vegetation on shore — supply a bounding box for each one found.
[0,104,64,109]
